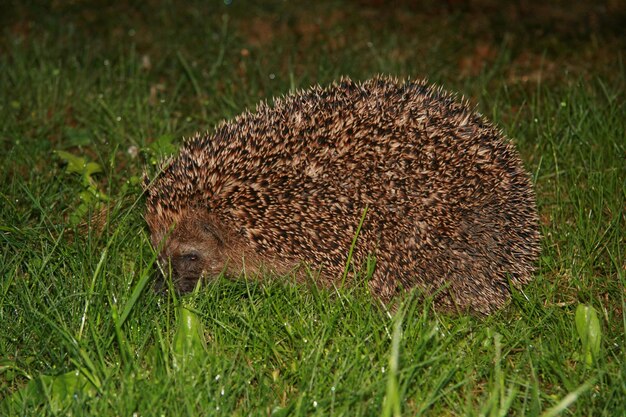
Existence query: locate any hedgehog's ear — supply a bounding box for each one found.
[195,213,228,247]
[203,222,226,246]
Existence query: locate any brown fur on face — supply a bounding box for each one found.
[149,210,229,292]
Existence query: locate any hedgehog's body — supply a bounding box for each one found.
[145,76,540,314]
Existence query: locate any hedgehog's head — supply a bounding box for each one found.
[146,207,232,293]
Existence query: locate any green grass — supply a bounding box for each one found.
[1,1,625,415]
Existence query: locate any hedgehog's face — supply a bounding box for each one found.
[151,211,230,293]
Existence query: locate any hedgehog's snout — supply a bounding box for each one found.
[149,212,234,294]
[154,248,206,293]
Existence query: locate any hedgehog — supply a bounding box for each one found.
[144,76,540,315]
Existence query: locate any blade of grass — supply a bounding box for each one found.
[341,205,369,286]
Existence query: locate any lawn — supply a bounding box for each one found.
[1,1,624,415]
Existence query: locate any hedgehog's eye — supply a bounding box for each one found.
[181,251,200,262]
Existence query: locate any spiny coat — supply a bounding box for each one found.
[144,76,540,314]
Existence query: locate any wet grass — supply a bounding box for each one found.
[1,1,625,415]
